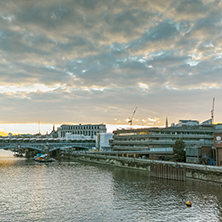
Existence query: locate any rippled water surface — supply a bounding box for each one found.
[0,150,222,222]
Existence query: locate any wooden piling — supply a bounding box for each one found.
[151,163,186,181]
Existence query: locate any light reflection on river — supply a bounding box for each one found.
[0,150,222,222]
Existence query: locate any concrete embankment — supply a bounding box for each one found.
[61,152,222,184]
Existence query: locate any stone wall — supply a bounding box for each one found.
[61,152,222,184]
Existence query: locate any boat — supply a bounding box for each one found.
[34,153,55,162]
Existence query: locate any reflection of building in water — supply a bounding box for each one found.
[112,119,222,166]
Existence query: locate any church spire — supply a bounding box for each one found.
[166,116,168,128]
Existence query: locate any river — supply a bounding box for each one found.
[0,150,221,222]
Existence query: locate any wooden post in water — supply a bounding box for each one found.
[163,164,167,179]
[150,164,154,177]
[150,162,186,181]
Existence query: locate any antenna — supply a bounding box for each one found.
[38,121,41,134]
[211,98,215,123]
[128,107,137,128]
[166,116,168,128]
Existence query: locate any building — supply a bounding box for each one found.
[57,124,106,138]
[176,120,199,127]
[112,120,222,165]
[49,124,58,138]
[214,132,222,166]
[96,133,114,151]
[65,133,91,140]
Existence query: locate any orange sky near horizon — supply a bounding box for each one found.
[0,122,156,137]
[0,131,9,137]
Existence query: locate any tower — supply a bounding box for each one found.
[166,116,168,128]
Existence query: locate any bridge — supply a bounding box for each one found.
[0,137,96,157]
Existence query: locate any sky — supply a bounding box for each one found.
[0,0,222,135]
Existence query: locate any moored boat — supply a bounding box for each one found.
[34,153,55,162]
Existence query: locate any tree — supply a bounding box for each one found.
[172,139,186,162]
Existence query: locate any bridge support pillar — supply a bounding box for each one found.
[25,149,30,158]
[57,149,61,161]
[25,149,35,158]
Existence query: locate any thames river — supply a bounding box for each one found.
[0,150,222,222]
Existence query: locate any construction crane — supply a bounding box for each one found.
[128,107,137,128]
[211,98,215,123]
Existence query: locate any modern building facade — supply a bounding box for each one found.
[214,132,222,166]
[96,133,114,151]
[57,124,106,138]
[65,133,91,140]
[177,120,199,127]
[112,120,222,165]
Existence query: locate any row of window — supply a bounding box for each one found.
[60,125,105,130]
[115,137,213,141]
[0,140,95,144]
[117,131,214,136]
[60,131,99,137]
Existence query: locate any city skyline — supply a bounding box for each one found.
[0,122,154,136]
[0,0,222,134]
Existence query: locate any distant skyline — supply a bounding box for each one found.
[0,123,152,135]
[0,0,222,134]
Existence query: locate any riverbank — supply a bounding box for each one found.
[61,151,222,184]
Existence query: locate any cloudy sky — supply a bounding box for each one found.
[0,0,222,134]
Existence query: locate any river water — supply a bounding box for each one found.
[0,150,222,222]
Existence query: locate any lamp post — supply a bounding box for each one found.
[211,146,216,165]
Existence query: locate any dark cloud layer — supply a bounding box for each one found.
[0,0,222,127]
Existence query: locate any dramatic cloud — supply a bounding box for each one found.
[0,0,222,131]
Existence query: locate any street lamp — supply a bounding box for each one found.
[211,146,216,165]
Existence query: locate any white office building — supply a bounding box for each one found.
[65,133,92,140]
[57,124,106,138]
[96,133,114,151]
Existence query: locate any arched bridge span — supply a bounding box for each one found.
[0,138,95,153]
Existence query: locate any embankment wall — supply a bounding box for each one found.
[61,152,222,184]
